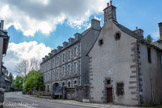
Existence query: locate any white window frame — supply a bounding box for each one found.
[73,61,77,73]
[62,66,65,76]
[62,53,65,62]
[67,64,71,74]
[68,49,71,60]
[57,56,60,66]
[74,46,78,57]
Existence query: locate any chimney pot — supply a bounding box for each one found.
[107,3,109,7]
[110,1,112,5]
[136,27,138,30]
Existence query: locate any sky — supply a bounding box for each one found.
[0,0,162,76]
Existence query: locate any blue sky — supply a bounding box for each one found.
[1,0,162,75]
[7,0,162,48]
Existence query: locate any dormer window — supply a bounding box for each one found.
[115,32,121,41]
[99,39,103,46]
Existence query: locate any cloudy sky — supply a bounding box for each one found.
[1,0,162,76]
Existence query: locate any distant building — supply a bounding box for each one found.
[40,19,100,100]
[87,1,162,106]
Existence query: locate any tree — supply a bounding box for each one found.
[15,58,40,78]
[15,60,29,78]
[145,35,153,43]
[11,76,24,90]
[24,70,44,91]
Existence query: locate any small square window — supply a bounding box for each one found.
[116,82,124,96]
[115,32,121,41]
[99,39,103,46]
[106,79,111,85]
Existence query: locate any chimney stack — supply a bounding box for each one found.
[91,19,100,30]
[107,3,109,7]
[110,0,112,5]
[0,20,4,30]
[103,1,116,23]
[159,22,162,40]
[133,27,144,39]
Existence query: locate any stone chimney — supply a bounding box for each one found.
[0,20,4,30]
[74,33,81,40]
[133,27,144,39]
[103,1,116,23]
[91,19,100,30]
[159,22,162,40]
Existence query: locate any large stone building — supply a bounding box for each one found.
[40,19,100,99]
[87,1,162,106]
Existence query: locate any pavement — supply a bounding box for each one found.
[4,92,141,108]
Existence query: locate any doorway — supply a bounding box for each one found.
[107,88,113,103]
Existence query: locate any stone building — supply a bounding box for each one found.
[87,1,162,106]
[0,20,10,104]
[40,19,100,99]
[0,20,9,77]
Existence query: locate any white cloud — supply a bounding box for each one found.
[151,31,160,40]
[0,0,108,36]
[94,16,101,21]
[3,41,51,75]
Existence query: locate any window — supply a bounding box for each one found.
[62,82,65,86]
[116,82,124,96]
[52,70,55,80]
[115,32,121,41]
[57,68,60,79]
[74,62,77,73]
[68,64,71,74]
[98,39,103,46]
[74,46,78,57]
[74,80,77,86]
[147,47,151,63]
[68,50,71,59]
[106,79,111,85]
[68,82,71,87]
[62,53,65,62]
[62,66,65,76]
[57,56,60,65]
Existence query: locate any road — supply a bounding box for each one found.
[4,92,95,108]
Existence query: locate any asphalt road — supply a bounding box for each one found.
[4,92,96,108]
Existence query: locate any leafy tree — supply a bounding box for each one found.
[145,35,153,43]
[24,70,44,91]
[11,76,24,90]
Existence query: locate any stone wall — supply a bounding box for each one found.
[75,85,89,101]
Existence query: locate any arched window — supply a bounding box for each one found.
[62,82,65,86]
[68,82,71,87]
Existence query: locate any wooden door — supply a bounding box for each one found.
[107,88,113,103]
